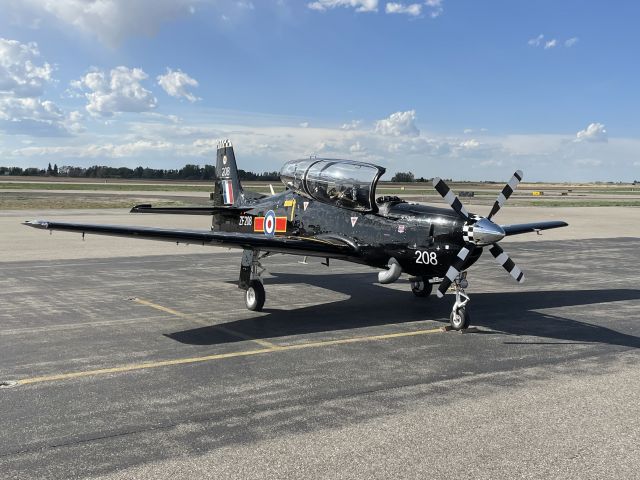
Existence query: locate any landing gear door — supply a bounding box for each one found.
[239,249,254,290]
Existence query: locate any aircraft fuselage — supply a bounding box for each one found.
[213,190,480,279]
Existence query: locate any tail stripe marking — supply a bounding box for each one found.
[222,179,234,205]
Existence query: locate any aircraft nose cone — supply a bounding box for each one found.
[472,218,505,245]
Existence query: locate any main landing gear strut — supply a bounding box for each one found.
[239,249,266,311]
[410,276,433,297]
[449,272,470,330]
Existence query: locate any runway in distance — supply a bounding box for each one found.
[25,140,567,330]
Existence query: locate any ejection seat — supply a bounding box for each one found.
[375,195,407,217]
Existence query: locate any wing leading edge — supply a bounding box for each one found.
[23,220,356,258]
[501,221,568,236]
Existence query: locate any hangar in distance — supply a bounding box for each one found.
[25,140,567,330]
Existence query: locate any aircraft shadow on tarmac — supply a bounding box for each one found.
[166,272,640,349]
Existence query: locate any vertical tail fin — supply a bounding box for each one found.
[213,139,245,207]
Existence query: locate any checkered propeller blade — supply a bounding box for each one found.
[488,243,525,283]
[432,177,470,220]
[487,170,523,220]
[436,244,474,298]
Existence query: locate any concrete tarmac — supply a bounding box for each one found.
[0,209,638,479]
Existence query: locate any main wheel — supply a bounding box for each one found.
[411,277,433,297]
[245,280,265,311]
[449,306,470,330]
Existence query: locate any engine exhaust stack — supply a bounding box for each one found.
[378,258,403,284]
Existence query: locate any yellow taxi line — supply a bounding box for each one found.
[132,297,278,349]
[16,326,444,386]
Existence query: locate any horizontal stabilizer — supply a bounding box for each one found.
[130,204,252,215]
[501,221,568,236]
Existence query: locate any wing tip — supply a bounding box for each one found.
[130,204,152,213]
[23,220,49,229]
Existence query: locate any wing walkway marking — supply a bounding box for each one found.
[15,327,444,386]
[132,298,279,349]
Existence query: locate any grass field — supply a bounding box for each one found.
[0,182,216,192]
[0,193,190,210]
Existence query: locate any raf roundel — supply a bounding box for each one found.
[223,155,228,165]
[263,210,276,236]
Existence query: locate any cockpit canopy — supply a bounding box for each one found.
[280,158,386,212]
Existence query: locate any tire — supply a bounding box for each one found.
[411,277,433,297]
[449,306,470,330]
[245,280,265,311]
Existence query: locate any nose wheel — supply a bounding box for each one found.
[449,273,471,330]
[450,305,470,330]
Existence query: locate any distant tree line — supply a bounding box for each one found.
[0,163,280,181]
[390,171,433,183]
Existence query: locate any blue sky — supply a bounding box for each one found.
[1,0,639,181]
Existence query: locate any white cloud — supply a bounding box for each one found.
[157,68,200,102]
[307,0,378,13]
[0,38,78,136]
[299,121,310,128]
[459,139,480,149]
[10,140,175,159]
[341,120,362,130]
[3,112,638,182]
[574,158,603,167]
[424,0,443,18]
[1,99,634,182]
[374,110,419,137]
[349,141,366,154]
[565,37,579,47]
[308,0,443,17]
[385,3,422,16]
[0,37,53,98]
[528,34,544,47]
[576,123,608,143]
[72,67,157,117]
[529,34,578,50]
[0,97,62,121]
[0,96,83,137]
[6,0,199,46]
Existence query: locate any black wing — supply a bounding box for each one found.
[501,221,568,236]
[23,220,355,258]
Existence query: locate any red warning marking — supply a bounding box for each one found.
[275,217,287,232]
[253,216,287,233]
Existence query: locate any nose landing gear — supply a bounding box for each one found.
[449,272,470,330]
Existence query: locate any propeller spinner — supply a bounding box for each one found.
[432,171,525,298]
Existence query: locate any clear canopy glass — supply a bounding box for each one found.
[280,159,385,212]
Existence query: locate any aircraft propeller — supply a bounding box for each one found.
[432,171,525,298]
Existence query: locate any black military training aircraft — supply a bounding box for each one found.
[25,139,567,330]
